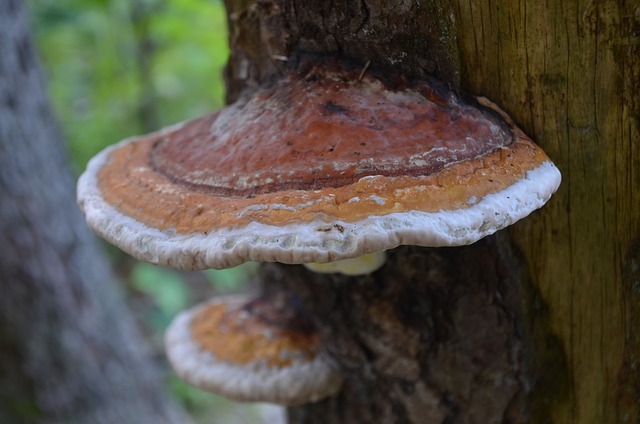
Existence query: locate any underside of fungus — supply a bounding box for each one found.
[303,251,388,275]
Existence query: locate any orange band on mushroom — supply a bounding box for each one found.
[190,301,319,368]
[98,135,547,234]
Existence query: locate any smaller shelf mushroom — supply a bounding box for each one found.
[165,292,343,405]
[77,59,561,274]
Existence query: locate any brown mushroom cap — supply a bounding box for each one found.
[164,294,343,405]
[77,61,561,270]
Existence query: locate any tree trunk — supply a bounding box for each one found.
[222,0,640,423]
[0,1,191,422]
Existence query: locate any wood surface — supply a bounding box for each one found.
[454,2,639,422]
[223,1,640,422]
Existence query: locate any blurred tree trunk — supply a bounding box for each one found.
[0,1,191,423]
[129,0,164,133]
[223,1,640,423]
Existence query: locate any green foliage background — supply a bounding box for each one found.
[33,0,229,169]
[31,1,276,422]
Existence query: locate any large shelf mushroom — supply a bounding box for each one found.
[77,59,561,403]
[77,60,561,275]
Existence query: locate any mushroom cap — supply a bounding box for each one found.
[164,294,343,405]
[77,61,561,270]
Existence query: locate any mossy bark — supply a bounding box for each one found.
[222,0,640,422]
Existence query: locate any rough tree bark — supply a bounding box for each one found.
[222,1,640,423]
[0,1,191,423]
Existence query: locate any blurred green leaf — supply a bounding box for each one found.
[205,263,259,293]
[130,263,188,317]
[33,0,228,172]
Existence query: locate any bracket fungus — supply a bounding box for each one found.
[77,60,561,275]
[77,58,561,406]
[165,292,342,405]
